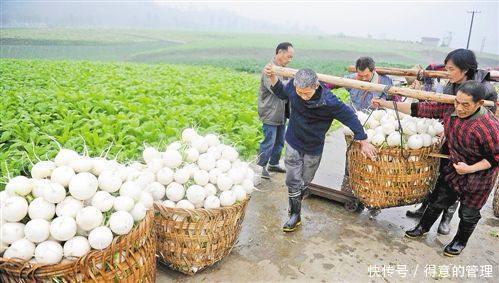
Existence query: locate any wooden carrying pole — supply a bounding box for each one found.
[346,65,499,82]
[272,66,495,107]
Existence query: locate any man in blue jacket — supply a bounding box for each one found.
[264,64,377,232]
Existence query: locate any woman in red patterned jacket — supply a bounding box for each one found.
[372,81,498,257]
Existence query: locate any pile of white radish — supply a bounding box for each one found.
[141,128,255,213]
[0,146,154,265]
[344,109,444,150]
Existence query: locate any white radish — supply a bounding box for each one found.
[205,134,221,147]
[138,191,154,209]
[173,168,190,184]
[91,157,113,177]
[119,181,141,201]
[50,216,77,241]
[185,147,200,162]
[228,168,245,185]
[183,163,199,178]
[135,171,156,189]
[161,200,176,208]
[209,168,222,184]
[217,174,234,191]
[165,182,185,202]
[162,150,183,169]
[167,141,182,151]
[381,122,396,135]
[221,146,239,162]
[386,132,402,147]
[408,134,424,150]
[51,166,76,188]
[207,146,222,160]
[186,185,206,204]
[204,183,217,197]
[216,159,231,173]
[88,226,113,250]
[421,133,433,147]
[143,147,159,164]
[6,176,33,196]
[69,156,94,173]
[198,154,217,171]
[56,197,83,218]
[1,222,25,244]
[43,182,66,204]
[146,182,165,201]
[203,195,221,209]
[157,167,174,185]
[76,206,103,231]
[368,119,380,129]
[191,136,209,153]
[371,133,386,146]
[194,170,210,186]
[371,110,385,121]
[35,241,63,264]
[241,179,255,194]
[3,239,35,261]
[130,203,147,221]
[63,236,90,259]
[417,120,429,134]
[31,179,51,198]
[69,172,98,201]
[24,219,51,243]
[98,170,123,193]
[91,191,114,212]
[219,191,236,207]
[3,196,28,222]
[232,185,247,201]
[54,149,79,166]
[145,158,164,173]
[176,199,195,210]
[113,196,135,212]
[181,128,198,143]
[28,197,56,220]
[109,211,134,235]
[31,161,56,179]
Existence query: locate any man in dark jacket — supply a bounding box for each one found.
[256,42,294,182]
[264,65,377,232]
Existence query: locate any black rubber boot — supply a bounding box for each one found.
[438,202,458,235]
[405,206,442,239]
[268,165,286,173]
[443,220,477,257]
[406,198,429,218]
[283,197,301,232]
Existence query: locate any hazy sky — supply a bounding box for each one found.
[155,0,499,54]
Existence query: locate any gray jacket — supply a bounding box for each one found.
[258,65,288,126]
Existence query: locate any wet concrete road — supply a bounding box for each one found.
[157,131,499,282]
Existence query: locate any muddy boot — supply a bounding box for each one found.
[268,164,286,173]
[406,198,429,218]
[443,219,477,257]
[438,202,458,235]
[283,196,301,232]
[405,206,442,239]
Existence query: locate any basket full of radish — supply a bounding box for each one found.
[0,144,157,282]
[344,109,443,209]
[146,128,254,275]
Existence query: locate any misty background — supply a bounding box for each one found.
[1,0,497,54]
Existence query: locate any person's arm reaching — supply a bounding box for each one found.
[330,95,377,159]
[372,98,453,120]
[264,63,289,100]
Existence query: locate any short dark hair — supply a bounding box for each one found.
[355,56,375,72]
[458,80,486,102]
[444,49,477,79]
[276,42,293,54]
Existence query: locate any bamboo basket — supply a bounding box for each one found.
[346,135,441,209]
[0,210,156,283]
[154,197,250,275]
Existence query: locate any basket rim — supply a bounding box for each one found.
[0,210,154,274]
[154,196,250,214]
